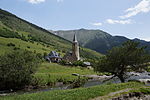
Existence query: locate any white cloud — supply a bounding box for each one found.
[91,22,102,26]
[57,0,63,3]
[120,0,150,19]
[27,0,45,4]
[106,19,132,24]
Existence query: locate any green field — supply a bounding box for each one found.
[33,62,97,86]
[0,82,145,100]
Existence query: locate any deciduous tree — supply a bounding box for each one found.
[95,41,150,82]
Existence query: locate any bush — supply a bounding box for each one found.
[0,27,21,39]
[72,76,87,88]
[27,46,30,48]
[43,52,48,58]
[72,61,84,66]
[36,53,44,60]
[0,50,41,90]
[7,43,15,47]
[13,47,20,50]
[59,60,67,65]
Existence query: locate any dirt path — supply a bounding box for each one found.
[91,88,134,100]
[91,87,150,100]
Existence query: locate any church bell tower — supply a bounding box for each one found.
[72,34,80,61]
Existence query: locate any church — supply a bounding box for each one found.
[63,34,80,62]
[46,34,80,63]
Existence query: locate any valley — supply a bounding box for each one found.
[0,6,150,100]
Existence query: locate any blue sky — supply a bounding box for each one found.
[0,0,150,41]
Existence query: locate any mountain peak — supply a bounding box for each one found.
[54,29,150,54]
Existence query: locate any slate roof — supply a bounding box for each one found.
[48,51,62,58]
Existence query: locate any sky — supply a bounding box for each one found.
[0,0,150,41]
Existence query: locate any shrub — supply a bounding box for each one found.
[73,61,84,66]
[0,27,21,39]
[13,47,20,50]
[43,52,48,58]
[36,53,44,60]
[72,76,87,88]
[20,34,28,41]
[0,50,41,91]
[27,46,30,48]
[7,43,15,47]
[59,60,67,65]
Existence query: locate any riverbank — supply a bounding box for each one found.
[0,82,146,100]
[32,62,98,86]
[0,62,99,95]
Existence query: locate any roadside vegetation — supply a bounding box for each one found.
[0,82,144,100]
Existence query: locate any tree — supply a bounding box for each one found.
[95,41,150,82]
[0,50,41,90]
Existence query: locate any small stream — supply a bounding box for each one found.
[0,78,118,95]
[0,72,150,95]
[27,72,150,93]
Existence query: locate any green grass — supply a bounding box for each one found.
[0,82,144,100]
[147,66,150,72]
[107,87,150,99]
[135,87,150,94]
[34,62,97,85]
[0,37,58,55]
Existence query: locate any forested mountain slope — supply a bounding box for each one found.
[54,29,150,54]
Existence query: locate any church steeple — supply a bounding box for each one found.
[72,34,80,61]
[73,34,77,42]
[63,34,80,62]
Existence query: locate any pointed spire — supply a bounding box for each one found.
[73,34,77,42]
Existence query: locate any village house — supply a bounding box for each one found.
[45,51,62,63]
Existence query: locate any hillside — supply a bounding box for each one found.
[0,9,102,59]
[54,29,150,54]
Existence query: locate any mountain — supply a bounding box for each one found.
[0,9,102,59]
[54,29,150,54]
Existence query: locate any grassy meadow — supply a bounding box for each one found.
[0,82,145,100]
[33,62,97,86]
[0,37,57,55]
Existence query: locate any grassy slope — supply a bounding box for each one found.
[0,82,144,100]
[0,9,102,59]
[0,35,102,59]
[34,62,97,85]
[0,37,55,55]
